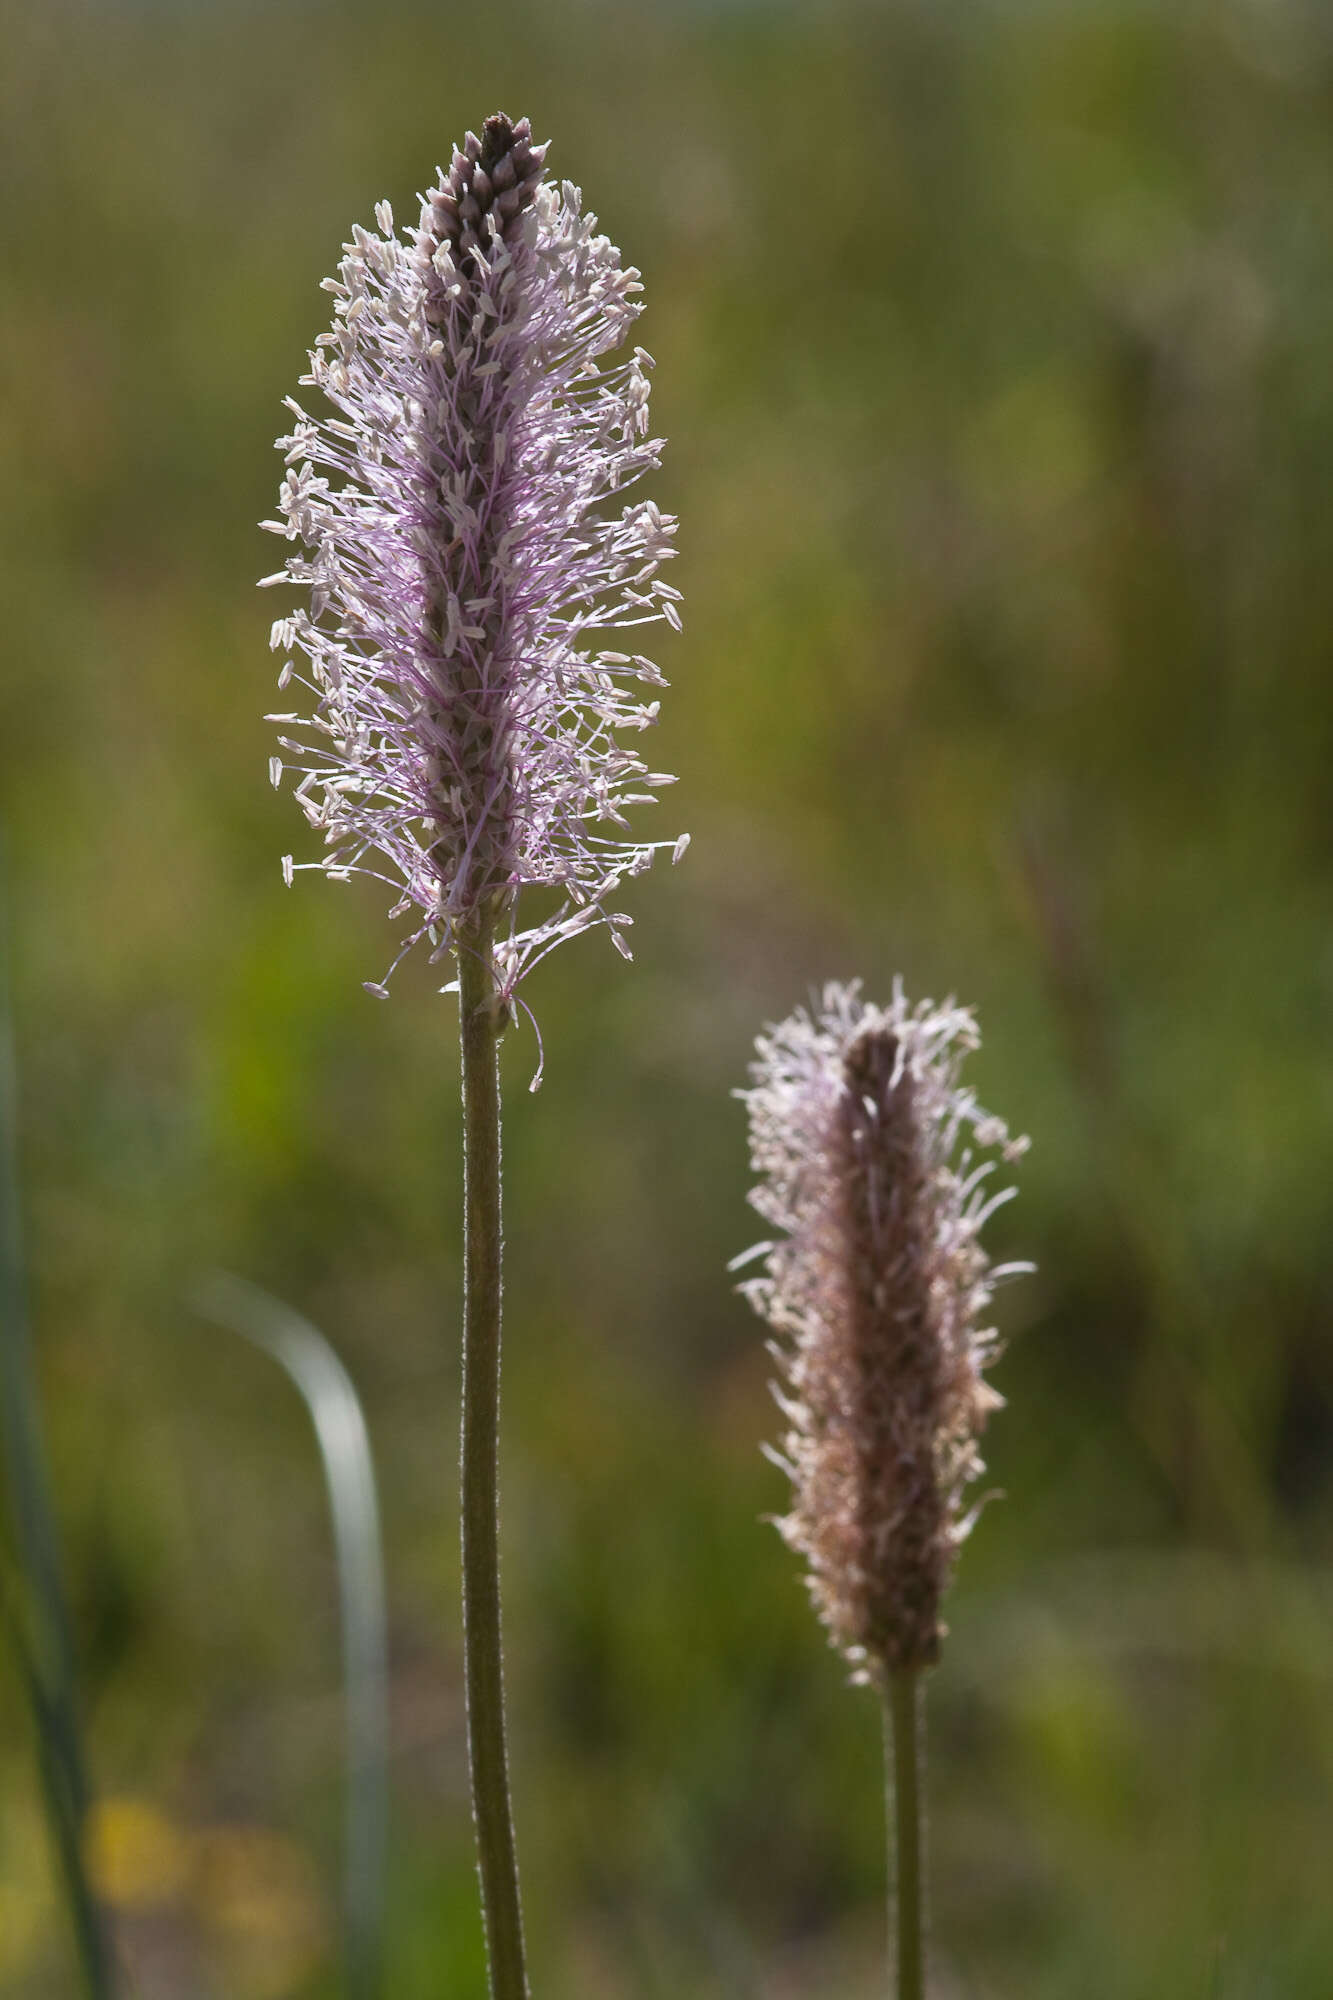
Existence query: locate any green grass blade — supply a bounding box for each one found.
[191,1271,389,2000]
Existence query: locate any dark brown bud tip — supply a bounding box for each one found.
[423,112,548,285]
[480,113,519,174]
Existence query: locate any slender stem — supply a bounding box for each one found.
[457,911,528,2000]
[884,1668,925,2000]
[27,1634,113,2000]
[1,865,114,1998]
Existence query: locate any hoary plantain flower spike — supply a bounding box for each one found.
[737,982,1031,1679]
[261,114,685,1006]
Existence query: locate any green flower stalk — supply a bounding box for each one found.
[263,114,681,2000]
[738,982,1030,1998]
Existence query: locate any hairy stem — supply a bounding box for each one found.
[457,912,528,2000]
[885,1668,925,2000]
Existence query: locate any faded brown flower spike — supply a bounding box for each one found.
[737,983,1031,1679]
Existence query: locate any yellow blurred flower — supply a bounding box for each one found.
[84,1795,188,1910]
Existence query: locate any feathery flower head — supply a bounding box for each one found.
[261,114,684,1006]
[738,982,1030,1680]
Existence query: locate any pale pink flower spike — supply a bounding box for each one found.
[738,981,1032,1680]
[261,116,684,1014]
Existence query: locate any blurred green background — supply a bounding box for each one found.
[3,0,1333,1992]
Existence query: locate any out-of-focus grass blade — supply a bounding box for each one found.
[0,859,114,1997]
[191,1271,389,2000]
